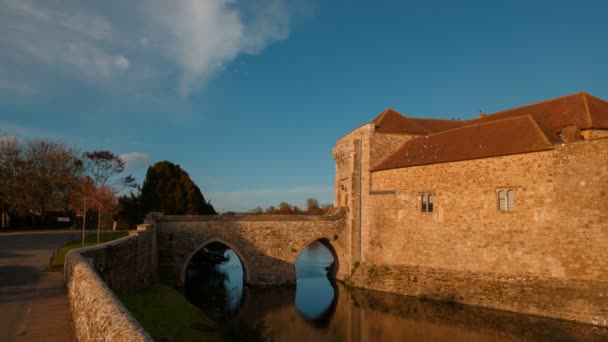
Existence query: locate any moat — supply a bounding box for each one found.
[184,242,607,342]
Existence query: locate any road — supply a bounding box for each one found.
[0,231,78,342]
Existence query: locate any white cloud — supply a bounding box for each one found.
[120,152,152,169]
[114,55,129,70]
[0,0,302,97]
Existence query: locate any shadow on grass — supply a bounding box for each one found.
[119,283,221,342]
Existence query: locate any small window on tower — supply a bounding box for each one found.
[497,188,515,211]
[420,193,435,213]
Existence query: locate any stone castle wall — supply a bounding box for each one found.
[340,135,608,326]
[64,225,157,341]
[366,138,608,280]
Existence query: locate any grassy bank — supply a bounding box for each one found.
[49,231,129,270]
[119,283,221,341]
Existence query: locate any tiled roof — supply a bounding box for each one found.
[471,92,608,133]
[372,108,466,135]
[374,116,554,171]
[585,93,608,129]
[371,92,608,171]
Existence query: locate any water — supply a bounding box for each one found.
[185,242,608,341]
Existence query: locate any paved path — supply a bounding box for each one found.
[0,231,78,342]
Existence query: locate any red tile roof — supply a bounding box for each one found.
[471,92,608,133]
[585,93,608,129]
[371,92,608,171]
[374,116,554,171]
[372,108,466,135]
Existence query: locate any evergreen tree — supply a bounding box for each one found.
[140,161,216,215]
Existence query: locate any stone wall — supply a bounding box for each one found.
[151,209,349,287]
[350,137,608,326]
[332,124,411,266]
[64,225,157,341]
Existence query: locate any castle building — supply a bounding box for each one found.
[333,92,608,325]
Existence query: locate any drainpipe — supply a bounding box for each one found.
[358,135,363,262]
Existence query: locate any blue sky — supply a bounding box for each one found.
[1,0,607,212]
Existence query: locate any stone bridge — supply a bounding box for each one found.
[146,208,351,287]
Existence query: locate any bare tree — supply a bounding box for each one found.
[82,151,135,243]
[0,135,21,228]
[22,139,81,225]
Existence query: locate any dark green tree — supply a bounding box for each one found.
[140,161,216,215]
[116,191,143,230]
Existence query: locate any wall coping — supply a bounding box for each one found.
[64,228,154,341]
[148,207,347,222]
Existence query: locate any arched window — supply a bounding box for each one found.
[497,188,515,211]
[498,190,506,211]
[420,193,435,213]
[507,190,515,210]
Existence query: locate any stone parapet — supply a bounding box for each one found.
[152,207,346,222]
[64,225,157,341]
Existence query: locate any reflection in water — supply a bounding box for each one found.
[295,241,336,321]
[185,243,244,318]
[185,243,608,342]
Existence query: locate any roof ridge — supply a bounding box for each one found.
[524,114,554,146]
[409,116,464,123]
[488,92,586,116]
[582,93,593,128]
[372,108,401,124]
[423,114,535,138]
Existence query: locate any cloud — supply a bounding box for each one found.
[120,152,152,169]
[114,55,129,70]
[0,134,18,144]
[0,0,303,97]
[207,185,333,212]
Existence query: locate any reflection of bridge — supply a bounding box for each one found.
[146,208,350,287]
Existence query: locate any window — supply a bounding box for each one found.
[497,189,515,211]
[420,193,434,213]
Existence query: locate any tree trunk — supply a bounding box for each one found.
[82,201,86,248]
[1,210,7,228]
[97,206,101,245]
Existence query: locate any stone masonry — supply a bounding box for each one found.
[64,225,156,341]
[333,92,608,326]
[150,208,349,287]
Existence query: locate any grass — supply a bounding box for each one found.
[49,230,129,271]
[118,283,221,342]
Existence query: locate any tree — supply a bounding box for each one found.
[140,161,216,215]
[278,202,293,215]
[0,135,21,228]
[116,191,143,230]
[82,150,135,243]
[306,198,323,215]
[250,198,331,216]
[73,176,96,247]
[0,138,82,227]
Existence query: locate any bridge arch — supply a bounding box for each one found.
[297,237,341,279]
[181,238,252,286]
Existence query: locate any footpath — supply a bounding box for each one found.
[19,272,75,341]
[0,231,77,342]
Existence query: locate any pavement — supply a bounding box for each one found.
[0,231,79,342]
